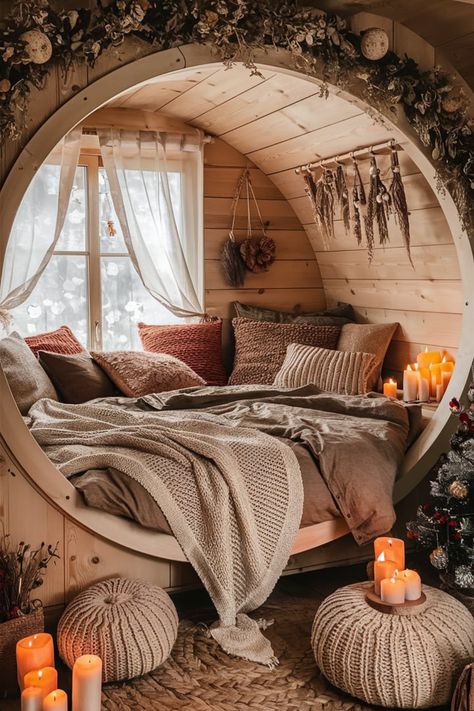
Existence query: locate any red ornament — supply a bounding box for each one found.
[407,530,419,540]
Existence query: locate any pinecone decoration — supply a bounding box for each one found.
[454,565,474,589]
[240,235,276,274]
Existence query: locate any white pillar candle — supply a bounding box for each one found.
[397,569,422,600]
[43,689,68,711]
[72,655,102,711]
[414,364,430,402]
[21,686,42,711]
[380,575,405,604]
[403,364,418,402]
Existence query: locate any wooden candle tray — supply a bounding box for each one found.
[365,585,426,615]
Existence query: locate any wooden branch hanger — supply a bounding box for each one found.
[294,139,401,175]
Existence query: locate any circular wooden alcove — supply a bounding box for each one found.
[0,42,473,565]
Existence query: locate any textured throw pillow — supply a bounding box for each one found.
[337,322,398,392]
[0,332,58,414]
[274,343,376,396]
[233,301,355,325]
[91,350,205,397]
[38,351,118,404]
[138,320,227,386]
[25,325,84,357]
[229,318,341,385]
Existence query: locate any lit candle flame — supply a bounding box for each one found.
[38,670,43,680]
[377,551,385,562]
[388,539,393,546]
[28,640,32,648]
[394,569,399,577]
[414,363,419,371]
[407,364,412,371]
[424,346,428,353]
[389,378,396,385]
[442,355,446,363]
[390,577,396,583]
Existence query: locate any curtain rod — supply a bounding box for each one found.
[294,139,400,174]
[81,127,214,143]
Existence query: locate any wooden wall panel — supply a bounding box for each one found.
[203,138,325,324]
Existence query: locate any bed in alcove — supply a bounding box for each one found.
[0,45,472,599]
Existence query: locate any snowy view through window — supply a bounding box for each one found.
[11,165,181,349]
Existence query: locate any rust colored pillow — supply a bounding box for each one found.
[91,350,205,397]
[138,321,227,386]
[229,318,341,385]
[25,325,84,357]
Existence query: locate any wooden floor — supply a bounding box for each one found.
[0,556,450,711]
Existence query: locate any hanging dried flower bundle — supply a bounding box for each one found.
[221,169,247,287]
[352,158,366,247]
[365,154,391,260]
[389,144,413,267]
[335,162,351,234]
[313,169,336,248]
[221,168,275,284]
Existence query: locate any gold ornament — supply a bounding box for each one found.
[19,30,53,65]
[430,546,449,570]
[449,480,468,499]
[360,28,389,61]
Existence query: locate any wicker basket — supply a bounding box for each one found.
[0,608,44,697]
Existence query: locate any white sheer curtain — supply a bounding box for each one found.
[98,128,205,319]
[0,127,82,324]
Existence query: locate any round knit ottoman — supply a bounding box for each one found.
[312,582,474,708]
[58,578,178,682]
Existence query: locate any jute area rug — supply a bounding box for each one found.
[101,590,370,711]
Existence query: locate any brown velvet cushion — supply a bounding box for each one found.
[337,322,398,392]
[91,350,205,397]
[0,332,58,414]
[233,301,355,325]
[229,318,341,385]
[274,343,376,395]
[38,351,117,404]
[25,325,85,356]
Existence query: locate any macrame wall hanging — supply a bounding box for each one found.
[298,140,412,265]
[221,168,276,287]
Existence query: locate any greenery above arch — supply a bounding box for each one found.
[0,0,473,231]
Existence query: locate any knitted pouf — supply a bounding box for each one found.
[58,578,178,683]
[312,582,474,708]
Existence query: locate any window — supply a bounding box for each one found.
[10,155,191,350]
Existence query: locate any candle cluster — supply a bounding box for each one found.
[373,537,422,604]
[16,632,102,710]
[400,348,454,403]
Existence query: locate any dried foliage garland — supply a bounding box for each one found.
[0,0,472,235]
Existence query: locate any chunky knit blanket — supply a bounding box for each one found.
[29,398,303,666]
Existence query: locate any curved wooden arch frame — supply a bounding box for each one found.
[1,43,473,563]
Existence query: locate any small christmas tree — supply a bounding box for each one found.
[407,381,474,592]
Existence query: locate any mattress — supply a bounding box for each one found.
[70,438,341,534]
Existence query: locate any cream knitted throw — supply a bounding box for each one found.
[29,398,303,667]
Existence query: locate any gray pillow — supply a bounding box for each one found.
[0,332,58,414]
[233,301,355,325]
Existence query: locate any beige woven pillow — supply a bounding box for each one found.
[229,318,341,385]
[337,322,398,391]
[91,350,205,397]
[274,343,376,395]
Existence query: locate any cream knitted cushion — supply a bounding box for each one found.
[274,343,376,395]
[312,582,474,708]
[58,578,178,682]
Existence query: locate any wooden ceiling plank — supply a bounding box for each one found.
[158,66,273,123]
[193,73,320,136]
[221,93,362,155]
[110,68,219,111]
[248,114,392,175]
